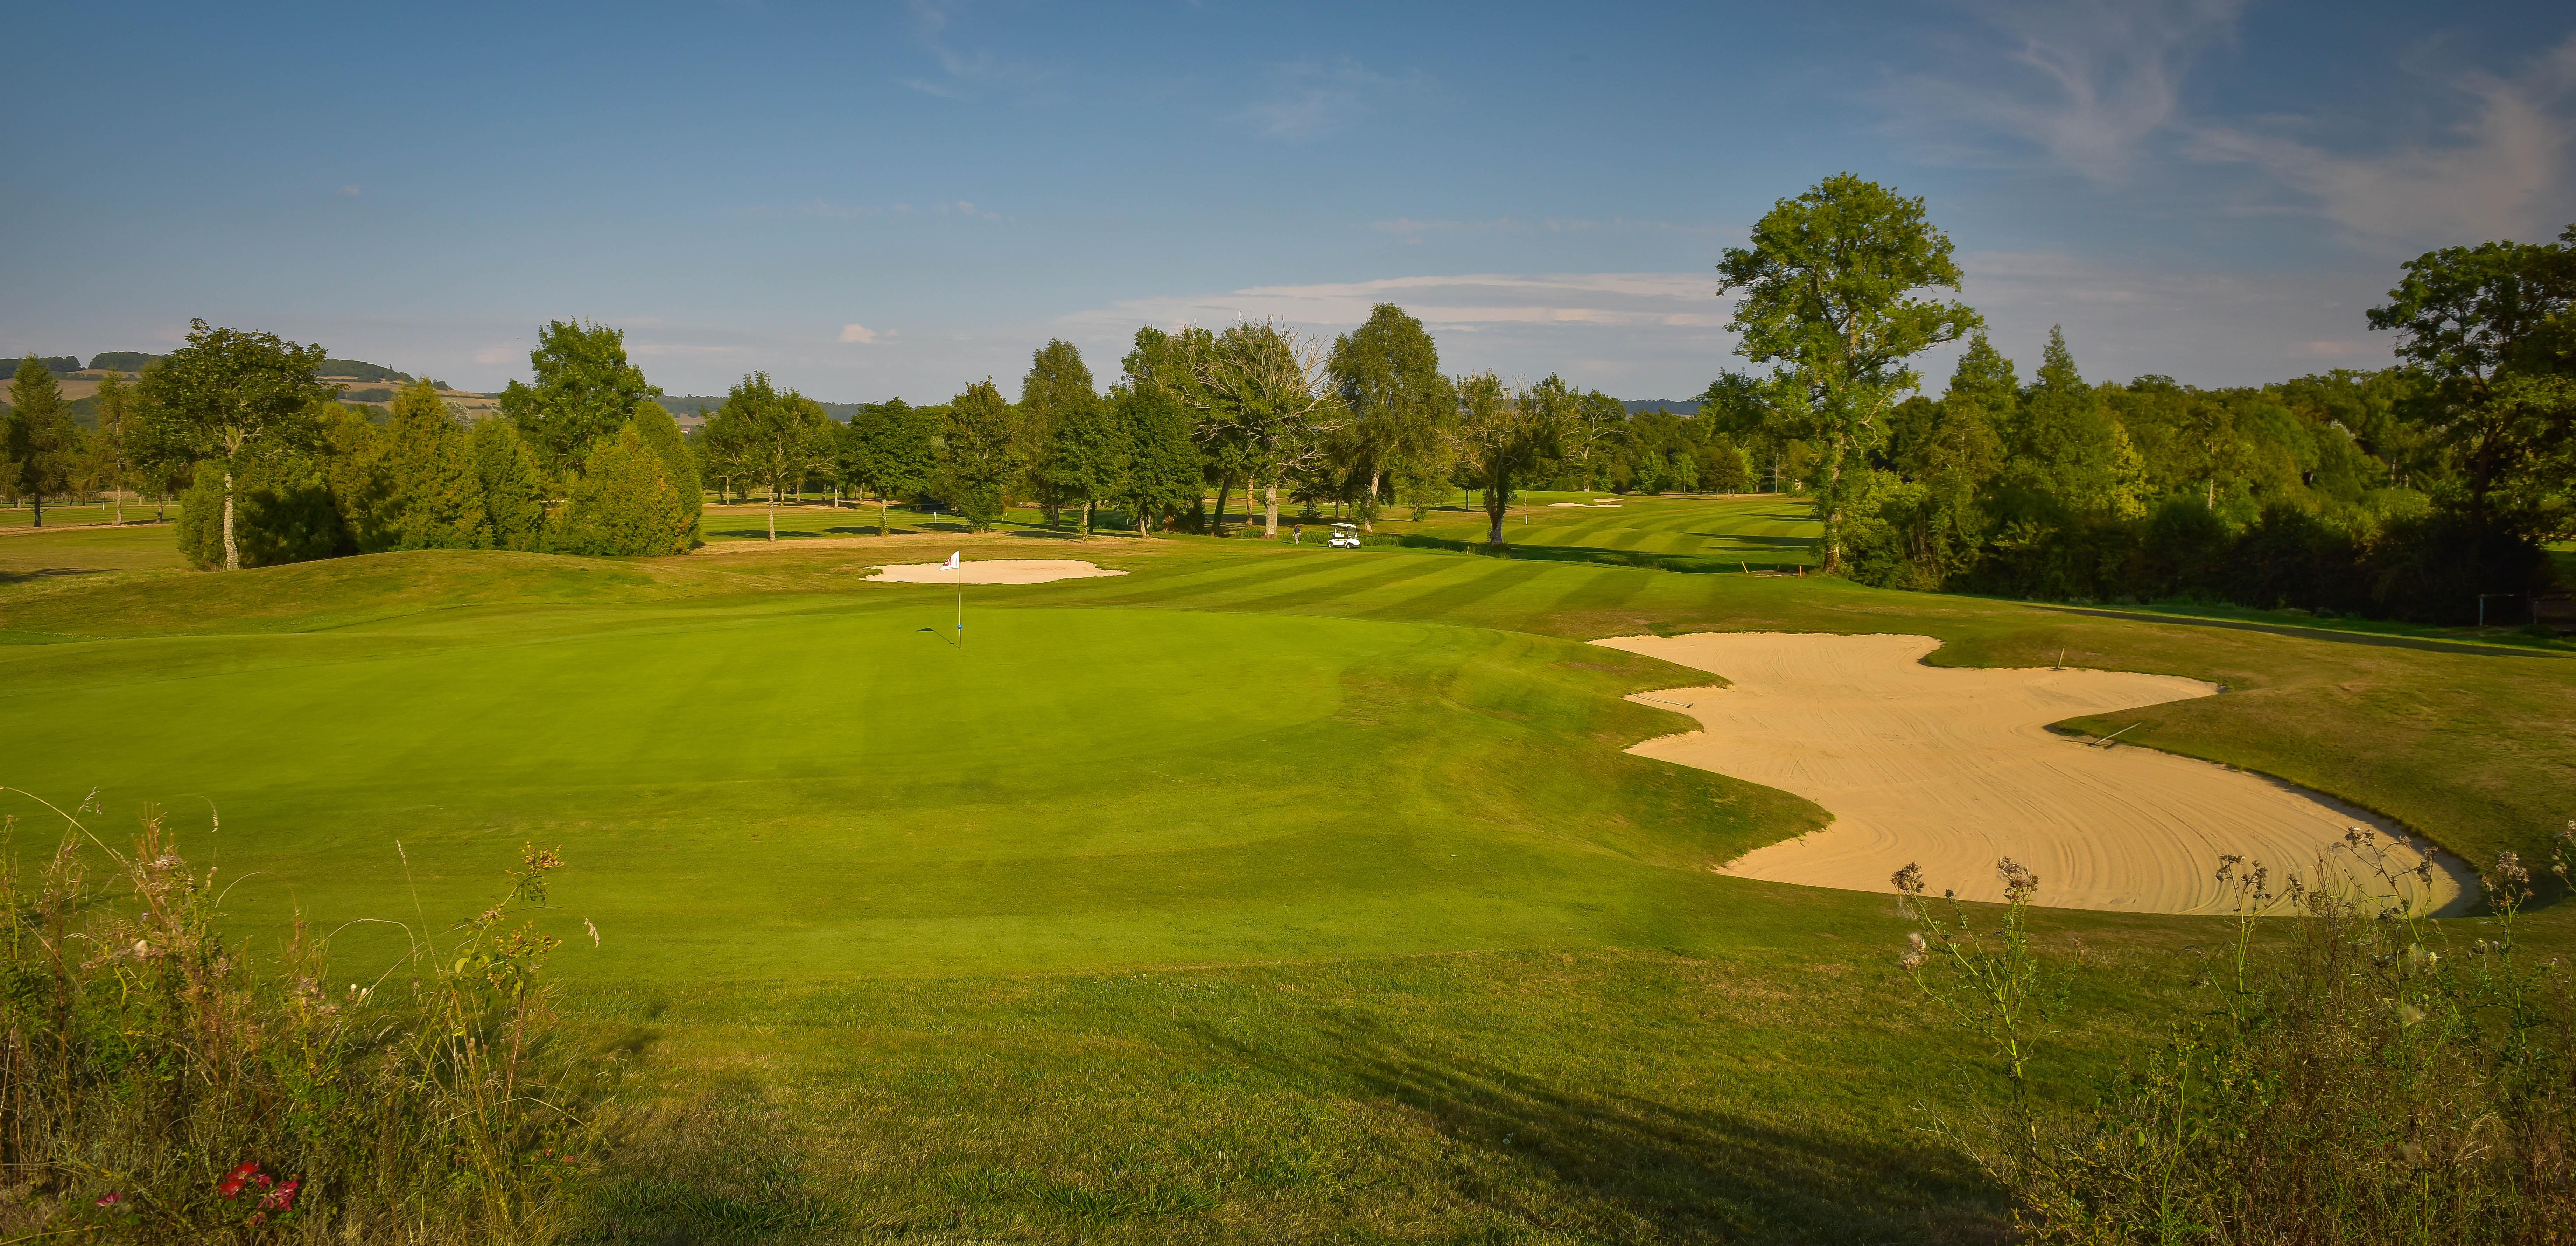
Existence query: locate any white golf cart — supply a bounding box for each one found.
[1327,523,1362,549]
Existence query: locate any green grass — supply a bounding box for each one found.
[4,509,2571,1242]
[1381,491,1821,571]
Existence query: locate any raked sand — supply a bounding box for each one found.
[869,559,1129,584]
[1594,632,2469,916]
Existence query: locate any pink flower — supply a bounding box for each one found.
[93,1192,124,1207]
[218,1160,261,1198]
[261,1177,301,1211]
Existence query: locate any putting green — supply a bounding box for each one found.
[0,596,1819,980]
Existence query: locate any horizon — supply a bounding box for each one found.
[4,1,2570,402]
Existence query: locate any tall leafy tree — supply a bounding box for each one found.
[940,380,1017,532]
[1111,386,1199,536]
[497,320,660,473]
[1020,339,1096,528]
[701,372,835,541]
[1452,372,1561,546]
[1044,393,1128,536]
[6,356,79,527]
[2367,225,2576,583]
[138,320,335,570]
[87,368,135,524]
[1716,174,1980,571]
[841,398,940,536]
[1326,303,1452,529]
[1122,326,1219,526]
[1190,321,1345,538]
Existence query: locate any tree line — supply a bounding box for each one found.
[7,174,2563,621]
[1696,173,2572,623]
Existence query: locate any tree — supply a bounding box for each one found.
[841,399,940,536]
[138,321,336,570]
[6,356,79,527]
[470,417,549,551]
[1716,174,1981,571]
[1326,304,1452,529]
[560,422,691,556]
[384,380,490,550]
[1452,372,1560,546]
[497,320,661,474]
[1565,390,1630,490]
[1189,321,1345,538]
[2367,225,2576,586]
[88,368,135,525]
[940,380,1017,532]
[1111,386,1199,536]
[630,399,702,545]
[2000,328,2138,521]
[701,372,835,542]
[1020,340,1097,528]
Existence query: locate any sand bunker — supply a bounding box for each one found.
[1594,632,2467,916]
[868,559,1128,584]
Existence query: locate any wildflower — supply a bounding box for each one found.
[2397,1003,2426,1027]
[1997,858,2040,904]
[261,1176,300,1211]
[1890,862,1925,897]
[1900,931,1928,971]
[93,1192,124,1208]
[2403,944,2437,971]
[218,1161,260,1198]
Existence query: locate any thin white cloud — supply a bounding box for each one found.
[839,324,877,344]
[901,0,1044,100]
[2189,35,2576,247]
[1892,0,2243,178]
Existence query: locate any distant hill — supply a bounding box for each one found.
[1623,399,1700,415]
[319,359,414,384]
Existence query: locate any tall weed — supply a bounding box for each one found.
[1897,827,2576,1245]
[0,792,607,1243]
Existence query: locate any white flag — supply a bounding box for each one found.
[943,551,960,569]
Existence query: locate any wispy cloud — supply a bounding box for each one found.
[2190,35,2576,247]
[901,0,1043,100]
[1240,59,1424,143]
[839,324,877,344]
[1892,0,2242,178]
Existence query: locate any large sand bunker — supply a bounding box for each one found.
[869,559,1128,584]
[1594,632,2468,916]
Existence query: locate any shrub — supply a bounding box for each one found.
[0,796,606,1242]
[175,461,351,571]
[1896,830,2576,1244]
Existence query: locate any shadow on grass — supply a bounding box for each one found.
[2025,603,2574,660]
[570,1076,853,1246]
[1205,1014,2007,1245]
[0,566,105,586]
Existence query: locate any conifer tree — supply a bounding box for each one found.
[471,418,549,551]
[384,381,492,548]
[5,356,79,527]
[561,422,689,556]
[629,399,702,543]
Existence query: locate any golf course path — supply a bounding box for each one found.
[1594,632,2470,916]
[869,559,1129,584]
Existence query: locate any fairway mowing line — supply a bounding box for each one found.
[1596,631,2472,917]
[1217,555,1464,615]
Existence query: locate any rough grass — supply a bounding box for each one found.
[3,507,2570,1241]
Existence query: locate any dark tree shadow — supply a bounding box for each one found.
[2027,603,2572,659]
[1191,1013,2010,1245]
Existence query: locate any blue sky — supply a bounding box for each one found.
[4,1,2571,401]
